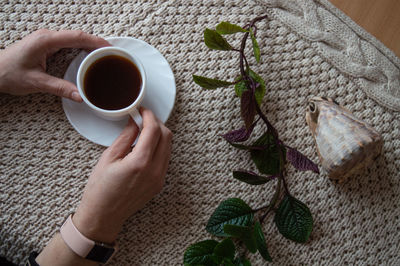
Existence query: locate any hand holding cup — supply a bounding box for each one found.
[73,108,172,243]
[0,29,110,100]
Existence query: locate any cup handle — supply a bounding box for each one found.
[129,108,143,131]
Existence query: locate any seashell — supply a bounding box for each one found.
[305,96,383,182]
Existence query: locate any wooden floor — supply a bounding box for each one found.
[330,0,400,58]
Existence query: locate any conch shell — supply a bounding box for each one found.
[306,97,383,182]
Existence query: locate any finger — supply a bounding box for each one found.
[41,30,110,52]
[128,107,161,162]
[152,124,173,176]
[105,119,139,161]
[32,72,82,102]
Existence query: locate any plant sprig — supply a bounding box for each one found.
[184,18,319,265]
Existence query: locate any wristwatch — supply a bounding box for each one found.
[60,214,116,264]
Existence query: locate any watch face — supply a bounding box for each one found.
[86,244,115,263]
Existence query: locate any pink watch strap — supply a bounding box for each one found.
[60,214,95,258]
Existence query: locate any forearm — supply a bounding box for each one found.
[36,233,98,266]
[0,49,11,94]
[0,49,24,95]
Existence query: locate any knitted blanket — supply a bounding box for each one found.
[0,0,399,265]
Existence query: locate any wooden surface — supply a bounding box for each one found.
[330,0,400,58]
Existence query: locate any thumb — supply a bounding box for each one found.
[105,119,140,161]
[34,72,82,101]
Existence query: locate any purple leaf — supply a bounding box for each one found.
[286,147,319,174]
[241,89,256,129]
[221,123,256,143]
[228,142,270,151]
[233,170,277,185]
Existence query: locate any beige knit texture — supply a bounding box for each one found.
[0,0,399,265]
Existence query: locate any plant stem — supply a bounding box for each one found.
[256,103,288,196]
[237,13,292,222]
[260,177,281,223]
[253,204,271,213]
[239,15,268,79]
[281,174,290,195]
[239,33,250,78]
[238,240,248,262]
[255,103,278,138]
[253,25,258,38]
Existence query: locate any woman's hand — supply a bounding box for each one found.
[36,108,172,265]
[0,29,110,101]
[72,108,173,243]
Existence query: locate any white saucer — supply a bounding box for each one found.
[62,37,176,146]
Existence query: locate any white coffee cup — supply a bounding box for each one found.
[76,46,146,130]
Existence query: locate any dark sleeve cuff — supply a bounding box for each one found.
[26,252,39,266]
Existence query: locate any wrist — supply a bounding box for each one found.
[36,233,98,266]
[0,49,23,95]
[73,209,121,244]
[0,51,9,93]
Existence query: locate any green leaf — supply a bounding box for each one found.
[193,75,234,90]
[274,195,313,243]
[204,28,233,50]
[213,238,235,261]
[241,259,252,266]
[249,70,266,105]
[254,221,272,262]
[228,142,252,150]
[234,78,247,98]
[216,21,247,34]
[234,70,266,105]
[249,30,260,63]
[224,259,236,266]
[234,258,252,266]
[250,132,282,175]
[232,171,273,185]
[206,198,254,237]
[184,240,219,266]
[223,224,257,253]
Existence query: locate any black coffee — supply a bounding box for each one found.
[84,55,142,110]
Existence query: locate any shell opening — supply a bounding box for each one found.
[309,102,316,113]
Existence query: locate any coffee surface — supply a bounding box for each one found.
[84,55,142,110]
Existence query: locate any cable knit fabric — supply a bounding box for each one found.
[0,0,399,265]
[255,0,400,112]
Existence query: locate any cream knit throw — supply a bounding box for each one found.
[0,0,399,265]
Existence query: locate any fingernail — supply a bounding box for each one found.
[72,92,82,102]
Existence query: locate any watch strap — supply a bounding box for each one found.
[60,215,95,258]
[60,214,115,263]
